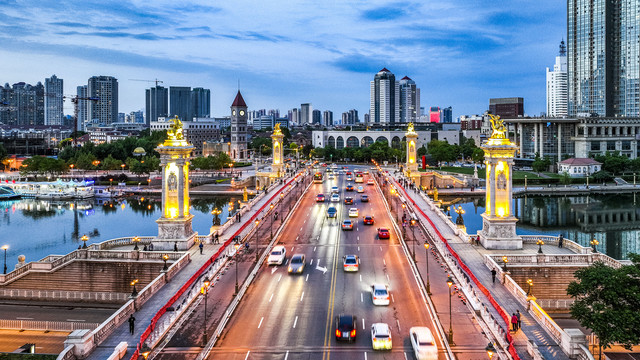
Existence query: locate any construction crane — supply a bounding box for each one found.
[129,78,164,87]
[63,95,99,146]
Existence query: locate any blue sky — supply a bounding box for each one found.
[0,0,566,119]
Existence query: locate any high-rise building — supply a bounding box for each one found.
[370,68,399,124]
[301,103,312,124]
[289,108,300,125]
[323,110,333,126]
[145,86,168,126]
[230,90,248,160]
[546,41,569,117]
[442,106,453,123]
[429,107,441,123]
[169,86,192,122]
[364,113,370,124]
[191,87,210,118]
[44,75,64,125]
[489,98,524,118]
[568,0,640,117]
[76,85,88,129]
[341,109,359,125]
[399,76,420,123]
[312,109,322,125]
[88,76,118,127]
[0,82,45,126]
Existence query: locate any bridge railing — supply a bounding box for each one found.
[0,319,99,332]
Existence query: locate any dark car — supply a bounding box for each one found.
[363,215,375,225]
[361,194,369,202]
[344,197,354,205]
[335,314,357,342]
[346,184,354,191]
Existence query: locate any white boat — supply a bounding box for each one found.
[94,186,127,198]
[8,179,94,199]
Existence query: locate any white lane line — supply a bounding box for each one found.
[362,318,365,330]
[245,351,250,360]
[396,319,401,331]
[310,259,313,265]
[291,246,294,251]
[296,236,299,241]
[271,267,277,274]
[278,274,282,282]
[383,259,386,266]
[300,227,303,231]
[404,352,408,360]
[379,246,382,251]
[16,317,33,320]
[300,291,305,302]
[293,316,298,328]
[269,293,274,302]
[285,351,289,360]
[357,236,360,241]
[391,294,395,303]
[364,352,367,360]
[66,319,86,322]
[314,246,317,251]
[358,246,360,251]
[258,317,264,329]
[317,259,320,267]
[306,274,309,282]
[359,274,362,282]
[304,220,306,223]
[361,293,363,302]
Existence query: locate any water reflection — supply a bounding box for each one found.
[440,194,640,260]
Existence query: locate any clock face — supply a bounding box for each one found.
[240,110,245,116]
[232,110,236,116]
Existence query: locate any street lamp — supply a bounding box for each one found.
[590,238,599,253]
[455,206,465,227]
[201,276,210,346]
[502,256,508,272]
[2,245,8,274]
[526,278,533,297]
[81,234,89,249]
[162,254,169,271]
[410,218,416,260]
[485,342,497,359]
[255,219,260,262]
[537,239,544,254]
[424,241,431,295]
[130,279,139,297]
[121,163,126,173]
[446,276,455,345]
[234,242,240,295]
[133,236,141,251]
[211,208,221,226]
[270,204,275,240]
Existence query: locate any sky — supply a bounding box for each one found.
[0,0,566,120]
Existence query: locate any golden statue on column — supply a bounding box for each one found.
[404,122,419,182]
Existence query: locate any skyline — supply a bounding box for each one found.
[0,0,565,119]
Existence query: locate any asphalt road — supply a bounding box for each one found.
[213,166,447,360]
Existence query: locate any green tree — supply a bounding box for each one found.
[592,170,614,182]
[102,155,123,170]
[532,153,550,173]
[0,143,7,171]
[567,254,640,356]
[560,171,572,185]
[472,148,485,163]
[595,152,629,175]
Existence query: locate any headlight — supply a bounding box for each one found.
[297,267,303,272]
[288,267,292,272]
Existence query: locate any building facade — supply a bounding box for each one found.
[557,158,601,177]
[489,97,524,118]
[370,68,399,124]
[230,91,248,160]
[150,119,220,156]
[87,76,118,127]
[546,41,568,117]
[145,86,168,126]
[0,82,45,126]
[399,76,420,124]
[169,86,192,122]
[323,110,333,126]
[76,85,88,129]
[191,87,210,118]
[312,109,321,125]
[44,75,64,126]
[301,103,312,124]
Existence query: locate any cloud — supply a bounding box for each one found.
[56,30,176,41]
[361,3,409,21]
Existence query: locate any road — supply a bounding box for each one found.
[0,303,116,324]
[213,166,447,360]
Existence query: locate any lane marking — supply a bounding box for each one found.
[285,351,289,360]
[258,317,264,329]
[245,351,250,360]
[380,246,382,251]
[391,294,395,303]
[310,259,314,265]
[296,236,299,241]
[304,220,306,223]
[16,317,33,320]
[396,319,401,331]
[359,274,362,282]
[66,319,85,322]
[383,259,386,266]
[269,293,274,302]
[271,267,277,274]
[404,353,407,360]
[300,291,305,302]
[300,227,303,231]
[358,246,360,251]
[362,318,365,330]
[314,246,317,251]
[293,316,298,328]
[357,236,360,241]
[317,259,321,267]
[361,293,363,302]
[364,352,367,360]
[291,246,294,251]
[306,274,309,282]
[386,274,390,282]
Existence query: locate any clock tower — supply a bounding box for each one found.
[230,91,248,160]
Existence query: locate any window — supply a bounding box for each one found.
[591,142,601,151]
[607,141,616,151]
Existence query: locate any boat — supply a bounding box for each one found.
[0,185,21,200]
[94,186,127,198]
[7,179,94,199]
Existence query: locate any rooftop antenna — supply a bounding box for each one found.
[559,39,566,56]
[237,79,240,91]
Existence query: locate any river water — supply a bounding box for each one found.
[0,195,244,269]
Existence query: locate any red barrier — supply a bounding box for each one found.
[394,180,520,359]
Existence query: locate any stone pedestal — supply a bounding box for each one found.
[155,215,197,251]
[64,329,94,359]
[479,214,521,249]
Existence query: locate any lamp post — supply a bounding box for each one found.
[410,218,416,260]
[537,239,544,254]
[255,219,260,262]
[81,234,89,249]
[2,245,8,274]
[162,254,169,271]
[502,256,508,272]
[590,238,599,253]
[526,278,533,297]
[485,342,497,359]
[424,241,431,294]
[130,279,139,297]
[211,208,221,226]
[270,204,275,240]
[446,276,455,345]
[455,206,465,227]
[234,242,240,295]
[133,236,141,251]
[201,276,210,346]
[121,163,126,174]
[401,202,406,232]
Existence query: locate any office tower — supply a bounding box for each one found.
[88,75,118,127]
[230,90,248,160]
[301,103,312,124]
[145,86,168,126]
[289,108,300,125]
[131,110,144,123]
[312,109,322,125]
[568,0,640,117]
[429,107,441,123]
[489,98,524,118]
[44,74,64,125]
[0,82,44,126]
[442,107,453,123]
[323,110,333,126]
[364,113,370,124]
[341,109,359,125]
[546,41,569,117]
[399,76,420,123]
[268,109,280,118]
[191,87,210,118]
[118,113,125,123]
[76,85,88,129]
[169,86,192,122]
[370,68,399,124]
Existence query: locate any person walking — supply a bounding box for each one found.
[491,268,497,283]
[199,241,204,254]
[511,313,518,331]
[516,310,522,330]
[215,233,219,244]
[558,234,564,248]
[128,314,136,335]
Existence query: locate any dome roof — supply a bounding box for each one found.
[133,147,146,154]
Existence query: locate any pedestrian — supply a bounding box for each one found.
[215,233,219,244]
[491,268,497,283]
[558,234,564,248]
[516,310,521,330]
[199,241,204,254]
[143,245,148,251]
[174,242,178,252]
[511,313,518,331]
[149,243,154,251]
[128,314,136,335]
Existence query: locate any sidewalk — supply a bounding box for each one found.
[90,177,298,359]
[390,176,571,360]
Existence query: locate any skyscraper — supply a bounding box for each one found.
[312,109,322,125]
[77,85,88,129]
[88,75,118,127]
[44,75,64,125]
[399,76,420,123]
[170,86,192,122]
[323,110,333,126]
[0,82,44,126]
[568,0,640,117]
[489,98,524,118]
[301,103,312,124]
[546,41,568,117]
[145,86,168,126]
[442,106,453,123]
[191,87,210,118]
[429,107,441,123]
[370,68,399,124]
[230,90,248,160]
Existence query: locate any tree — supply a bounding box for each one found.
[472,148,485,164]
[102,155,123,170]
[0,143,7,171]
[567,254,640,357]
[532,153,550,173]
[560,171,572,185]
[592,170,614,182]
[595,152,629,175]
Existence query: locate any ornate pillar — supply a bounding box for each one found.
[404,123,420,183]
[271,123,285,180]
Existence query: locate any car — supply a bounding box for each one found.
[348,208,359,217]
[371,323,392,350]
[344,197,354,205]
[361,194,369,202]
[371,284,390,305]
[356,186,364,193]
[267,245,287,265]
[316,193,325,202]
[363,215,374,225]
[342,255,360,272]
[410,327,438,359]
[331,186,339,193]
[377,228,390,239]
[335,314,357,342]
[346,184,354,191]
[346,171,352,176]
[364,170,369,175]
[327,206,337,218]
[342,219,354,230]
[331,193,340,202]
[328,174,335,179]
[346,176,353,181]
[288,254,306,274]
[367,179,375,185]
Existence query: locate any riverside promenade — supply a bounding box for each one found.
[387,173,575,360]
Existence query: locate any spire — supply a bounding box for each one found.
[232,90,246,107]
[559,39,566,56]
[401,76,412,80]
[379,67,390,73]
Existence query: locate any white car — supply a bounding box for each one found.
[356,186,364,193]
[267,245,286,265]
[331,193,340,202]
[348,208,359,217]
[371,323,392,350]
[371,284,390,305]
[331,186,339,193]
[410,327,438,360]
[367,179,375,185]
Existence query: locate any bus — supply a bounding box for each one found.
[355,172,364,183]
[313,172,324,183]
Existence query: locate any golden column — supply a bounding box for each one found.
[271,123,285,178]
[154,116,197,251]
[405,122,420,183]
[478,115,522,249]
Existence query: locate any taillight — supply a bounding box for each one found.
[336,330,341,337]
[350,329,356,337]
